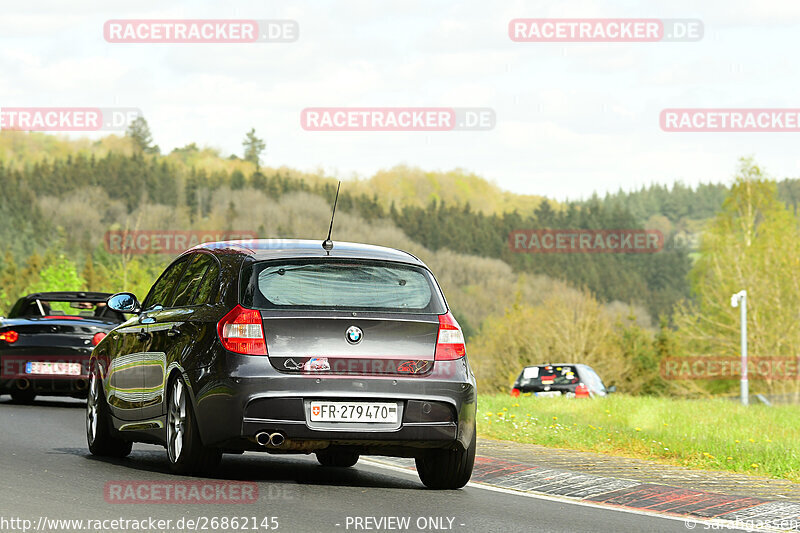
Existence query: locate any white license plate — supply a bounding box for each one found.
[535,391,562,398]
[309,402,398,423]
[25,362,82,376]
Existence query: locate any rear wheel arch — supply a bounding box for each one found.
[89,356,105,378]
[88,357,109,401]
[164,366,203,433]
[166,367,194,407]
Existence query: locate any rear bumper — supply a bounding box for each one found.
[240,418,460,455]
[188,354,477,454]
[0,376,90,396]
[0,354,90,396]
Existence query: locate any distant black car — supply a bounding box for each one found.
[88,239,477,489]
[0,292,125,403]
[511,363,615,398]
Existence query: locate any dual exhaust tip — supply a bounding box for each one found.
[14,378,88,391]
[255,431,286,448]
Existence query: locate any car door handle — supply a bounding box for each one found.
[167,327,180,337]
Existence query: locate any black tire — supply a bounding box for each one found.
[415,426,476,489]
[10,388,36,404]
[166,376,221,475]
[86,371,132,458]
[316,448,360,468]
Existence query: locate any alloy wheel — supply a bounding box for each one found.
[86,372,99,445]
[167,379,187,463]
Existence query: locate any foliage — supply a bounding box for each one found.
[125,116,159,154]
[470,286,626,391]
[4,131,800,401]
[586,182,729,223]
[672,158,800,398]
[469,286,694,395]
[24,254,84,294]
[0,132,693,321]
[242,128,266,168]
[391,197,692,320]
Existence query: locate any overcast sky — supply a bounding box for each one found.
[2,0,799,200]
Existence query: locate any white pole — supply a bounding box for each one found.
[731,290,748,406]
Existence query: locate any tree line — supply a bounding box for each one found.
[4,147,799,323]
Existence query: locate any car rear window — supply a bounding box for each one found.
[517,365,580,387]
[241,260,446,314]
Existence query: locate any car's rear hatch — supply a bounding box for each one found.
[261,312,439,375]
[240,258,448,376]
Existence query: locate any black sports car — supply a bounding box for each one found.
[88,239,477,489]
[0,291,125,403]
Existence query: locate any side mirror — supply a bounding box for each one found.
[607,385,617,394]
[107,292,141,314]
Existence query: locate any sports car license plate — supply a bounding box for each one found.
[25,362,82,376]
[309,402,398,423]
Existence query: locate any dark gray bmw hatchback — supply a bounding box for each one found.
[87,239,477,489]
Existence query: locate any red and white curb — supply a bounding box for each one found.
[364,456,800,532]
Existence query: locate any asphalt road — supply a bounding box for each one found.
[0,396,733,533]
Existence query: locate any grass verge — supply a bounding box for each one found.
[476,393,800,483]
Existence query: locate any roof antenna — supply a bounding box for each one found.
[322,181,341,255]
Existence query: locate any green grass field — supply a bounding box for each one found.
[476,394,800,482]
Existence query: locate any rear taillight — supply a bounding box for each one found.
[575,383,590,398]
[435,312,466,361]
[217,305,267,355]
[92,332,106,346]
[0,330,18,343]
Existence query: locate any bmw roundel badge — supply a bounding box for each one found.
[345,325,363,344]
